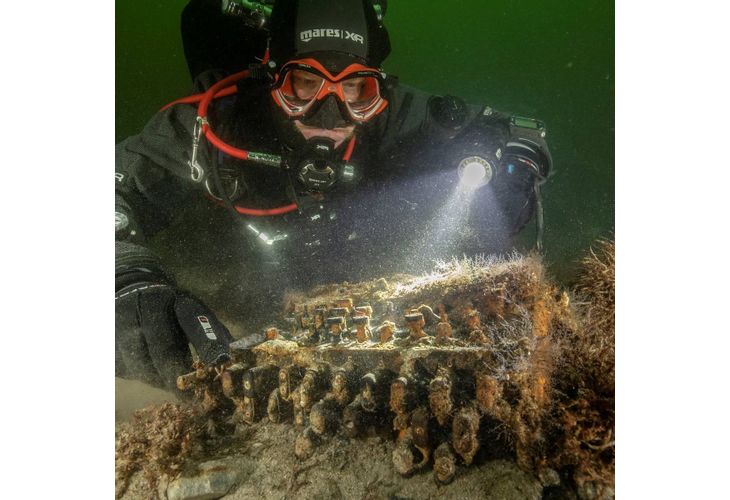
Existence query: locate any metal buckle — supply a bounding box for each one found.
[189,116,208,182]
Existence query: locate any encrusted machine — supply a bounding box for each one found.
[177,256,572,484]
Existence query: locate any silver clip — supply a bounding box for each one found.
[188,117,207,183]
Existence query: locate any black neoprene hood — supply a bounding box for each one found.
[268,0,391,72]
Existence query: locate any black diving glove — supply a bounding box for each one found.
[115,243,233,391]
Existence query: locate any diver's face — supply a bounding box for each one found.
[288,68,358,146]
[275,59,385,145]
[294,120,355,148]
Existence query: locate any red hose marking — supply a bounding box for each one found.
[159,85,237,111]
[343,135,357,161]
[234,203,298,216]
[204,193,298,216]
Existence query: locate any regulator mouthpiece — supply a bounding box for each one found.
[296,137,357,193]
[297,138,337,192]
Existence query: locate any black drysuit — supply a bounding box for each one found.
[115,72,550,390]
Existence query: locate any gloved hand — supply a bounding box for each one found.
[115,282,233,391]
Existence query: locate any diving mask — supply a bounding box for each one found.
[271,58,388,124]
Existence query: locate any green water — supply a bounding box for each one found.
[116,0,614,283]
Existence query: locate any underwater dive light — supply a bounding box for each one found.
[457,156,493,189]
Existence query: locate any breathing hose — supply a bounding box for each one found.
[162,68,299,215]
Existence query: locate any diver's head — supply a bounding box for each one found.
[268,0,391,149]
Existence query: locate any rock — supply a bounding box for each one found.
[167,459,242,500]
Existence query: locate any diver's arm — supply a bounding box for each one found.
[114,116,199,293]
[114,140,184,294]
[492,111,552,238]
[115,108,233,391]
[454,106,552,236]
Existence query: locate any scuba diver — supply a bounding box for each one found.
[115,0,552,391]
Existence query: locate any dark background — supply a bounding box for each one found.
[116,0,614,283]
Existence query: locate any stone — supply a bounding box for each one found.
[167,459,241,500]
